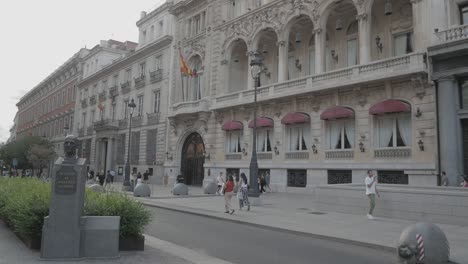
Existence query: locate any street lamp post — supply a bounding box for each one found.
[122,99,137,191]
[249,51,264,197]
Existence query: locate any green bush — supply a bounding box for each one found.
[0,177,151,239]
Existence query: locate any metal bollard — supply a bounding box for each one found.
[397,223,450,264]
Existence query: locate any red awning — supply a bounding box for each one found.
[281,112,310,125]
[320,106,354,120]
[222,121,243,131]
[248,117,274,128]
[369,99,411,115]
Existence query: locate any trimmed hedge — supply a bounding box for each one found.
[0,177,151,240]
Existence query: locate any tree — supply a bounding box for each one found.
[27,144,55,176]
[0,136,53,171]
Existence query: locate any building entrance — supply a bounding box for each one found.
[181,133,205,185]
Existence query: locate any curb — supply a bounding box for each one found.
[141,200,396,253]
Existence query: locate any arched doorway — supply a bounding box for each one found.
[181,133,205,185]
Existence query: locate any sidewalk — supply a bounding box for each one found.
[132,188,468,264]
[0,219,232,264]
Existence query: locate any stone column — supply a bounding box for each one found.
[277,40,288,82]
[357,13,371,64]
[314,28,325,74]
[105,138,113,173]
[247,51,254,89]
[411,0,424,51]
[94,140,100,172]
[437,76,462,186]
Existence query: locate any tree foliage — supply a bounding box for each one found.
[0,136,53,170]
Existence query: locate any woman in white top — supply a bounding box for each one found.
[216,172,225,195]
[238,173,250,211]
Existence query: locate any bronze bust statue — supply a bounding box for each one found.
[63,135,79,159]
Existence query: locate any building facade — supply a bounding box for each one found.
[428,0,468,186]
[16,49,89,156]
[74,2,174,179]
[164,0,438,191]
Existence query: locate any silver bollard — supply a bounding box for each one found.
[397,223,450,264]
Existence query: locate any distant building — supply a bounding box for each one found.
[7,113,18,143]
[74,2,174,178]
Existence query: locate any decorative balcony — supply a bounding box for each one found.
[325,149,354,160]
[257,152,272,160]
[78,128,84,137]
[108,85,118,98]
[120,81,130,94]
[285,151,309,159]
[118,119,128,129]
[150,69,163,83]
[86,126,93,135]
[170,99,210,117]
[212,53,426,110]
[93,119,118,132]
[81,99,88,108]
[225,153,242,160]
[98,91,107,102]
[89,95,96,106]
[435,24,468,44]
[134,75,146,89]
[146,112,161,125]
[374,147,411,158]
[131,115,142,127]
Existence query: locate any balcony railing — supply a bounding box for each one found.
[78,128,84,137]
[325,149,354,160]
[131,115,142,127]
[121,81,130,94]
[150,69,163,83]
[134,75,146,89]
[257,152,272,160]
[212,53,426,110]
[225,153,242,160]
[118,119,128,129]
[98,91,107,102]
[285,151,309,159]
[108,85,118,98]
[374,147,411,158]
[435,24,468,43]
[93,119,119,131]
[146,112,161,125]
[86,126,93,135]
[89,95,96,106]
[170,99,210,117]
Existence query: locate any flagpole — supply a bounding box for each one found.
[180,73,185,101]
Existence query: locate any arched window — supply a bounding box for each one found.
[187,56,203,101]
[309,35,315,75]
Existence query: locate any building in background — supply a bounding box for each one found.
[164,0,437,190]
[428,0,468,186]
[15,48,89,156]
[74,2,174,180]
[7,113,18,143]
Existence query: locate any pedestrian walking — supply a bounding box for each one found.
[97,172,105,186]
[238,173,250,211]
[365,170,379,220]
[259,174,266,193]
[110,170,115,184]
[143,170,149,183]
[104,170,112,189]
[461,175,468,187]
[265,171,272,192]
[441,171,449,186]
[216,172,225,195]
[224,175,235,214]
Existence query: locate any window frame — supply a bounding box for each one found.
[153,90,161,113]
[286,124,310,152]
[392,30,414,57]
[225,131,243,153]
[374,113,412,148]
[326,119,355,150]
[255,128,272,153]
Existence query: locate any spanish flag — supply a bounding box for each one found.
[179,50,191,76]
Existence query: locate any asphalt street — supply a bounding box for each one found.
[145,207,398,264]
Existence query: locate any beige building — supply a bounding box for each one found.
[165,0,437,191]
[74,3,174,178]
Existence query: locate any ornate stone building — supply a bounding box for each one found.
[165,0,437,191]
[16,49,89,156]
[428,0,468,186]
[74,2,174,178]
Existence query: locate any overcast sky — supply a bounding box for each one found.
[0,0,165,143]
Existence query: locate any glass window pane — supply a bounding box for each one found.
[347,39,358,67]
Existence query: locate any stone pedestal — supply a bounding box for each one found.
[203,182,217,194]
[41,157,87,259]
[173,183,189,195]
[134,183,151,197]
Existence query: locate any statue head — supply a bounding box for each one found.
[64,134,79,159]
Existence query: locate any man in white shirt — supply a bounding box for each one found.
[365,170,380,220]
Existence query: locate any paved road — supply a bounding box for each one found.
[145,207,398,264]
